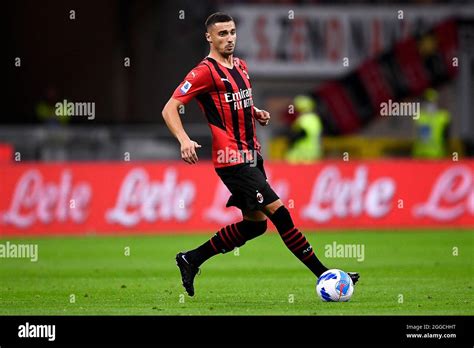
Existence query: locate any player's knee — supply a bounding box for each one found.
[263,199,284,216]
[251,219,267,237]
[239,219,267,240]
[258,219,268,235]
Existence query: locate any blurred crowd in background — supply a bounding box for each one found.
[3,0,474,163]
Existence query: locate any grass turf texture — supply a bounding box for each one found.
[0,230,472,315]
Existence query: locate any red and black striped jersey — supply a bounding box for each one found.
[172,56,261,168]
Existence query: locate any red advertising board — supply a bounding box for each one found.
[0,160,473,235]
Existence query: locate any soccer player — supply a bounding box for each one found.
[162,12,359,296]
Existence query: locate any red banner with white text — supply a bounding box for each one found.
[0,160,473,235]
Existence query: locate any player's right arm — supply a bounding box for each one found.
[162,63,212,164]
[162,98,201,164]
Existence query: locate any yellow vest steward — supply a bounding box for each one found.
[286,112,322,163]
[413,109,450,158]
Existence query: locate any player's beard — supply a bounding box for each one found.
[222,45,234,57]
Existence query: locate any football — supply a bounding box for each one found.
[316,269,354,302]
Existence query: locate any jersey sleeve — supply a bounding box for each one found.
[172,64,212,104]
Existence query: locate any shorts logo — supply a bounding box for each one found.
[256,191,264,204]
[180,81,192,94]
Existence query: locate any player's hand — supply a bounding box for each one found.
[254,108,271,126]
[180,139,201,164]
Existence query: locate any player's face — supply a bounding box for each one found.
[207,21,236,57]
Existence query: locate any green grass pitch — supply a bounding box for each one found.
[0,230,472,315]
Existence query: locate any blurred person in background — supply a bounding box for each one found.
[35,86,71,161]
[285,95,323,163]
[412,88,451,159]
[35,86,70,126]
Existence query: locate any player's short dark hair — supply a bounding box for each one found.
[205,12,234,31]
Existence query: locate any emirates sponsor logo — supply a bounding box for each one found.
[224,88,254,110]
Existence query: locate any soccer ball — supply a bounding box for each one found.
[316,269,354,302]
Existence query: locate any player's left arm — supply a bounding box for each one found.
[239,58,271,127]
[253,106,271,126]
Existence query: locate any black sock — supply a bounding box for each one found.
[185,220,267,267]
[185,240,217,268]
[269,205,328,277]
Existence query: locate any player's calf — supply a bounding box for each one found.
[177,219,267,296]
[266,204,329,277]
[208,219,267,254]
